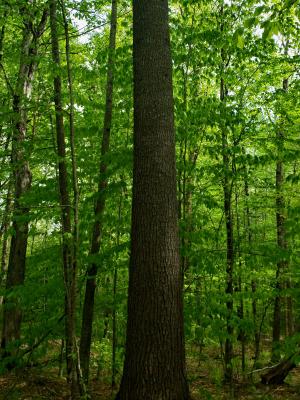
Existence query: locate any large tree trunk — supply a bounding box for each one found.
[1,5,48,358]
[79,0,118,384]
[116,1,190,399]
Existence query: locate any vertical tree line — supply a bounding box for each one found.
[1,2,48,360]
[117,0,190,398]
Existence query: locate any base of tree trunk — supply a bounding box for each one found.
[261,356,296,385]
[115,391,192,400]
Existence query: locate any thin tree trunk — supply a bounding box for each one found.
[111,266,118,387]
[58,339,65,377]
[235,185,245,373]
[282,74,293,338]
[112,191,122,389]
[0,181,12,280]
[243,167,261,366]
[49,1,78,397]
[60,3,87,395]
[79,0,118,384]
[272,75,289,361]
[61,0,79,270]
[218,5,234,381]
[116,1,190,398]
[285,279,293,336]
[220,74,234,384]
[251,279,261,367]
[178,11,197,280]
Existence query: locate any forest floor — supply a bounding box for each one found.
[186,347,300,400]
[0,347,300,399]
[1,368,300,400]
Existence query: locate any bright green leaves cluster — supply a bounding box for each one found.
[170,0,300,367]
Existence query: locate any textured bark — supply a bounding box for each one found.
[79,0,118,384]
[1,5,48,357]
[49,1,78,397]
[116,1,190,399]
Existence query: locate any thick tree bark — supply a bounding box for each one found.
[79,0,118,384]
[1,5,48,357]
[116,1,190,399]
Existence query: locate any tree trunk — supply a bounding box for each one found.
[261,354,296,385]
[1,5,48,358]
[282,75,293,338]
[234,172,245,374]
[0,181,12,280]
[112,192,122,389]
[272,75,289,362]
[49,1,78,397]
[251,280,261,365]
[220,73,234,383]
[111,266,118,388]
[244,167,261,366]
[116,1,190,398]
[79,0,118,384]
[285,279,294,337]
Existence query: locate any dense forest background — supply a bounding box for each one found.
[0,0,300,399]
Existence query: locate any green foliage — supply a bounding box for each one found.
[0,0,299,394]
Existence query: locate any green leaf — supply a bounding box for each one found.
[237,34,245,49]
